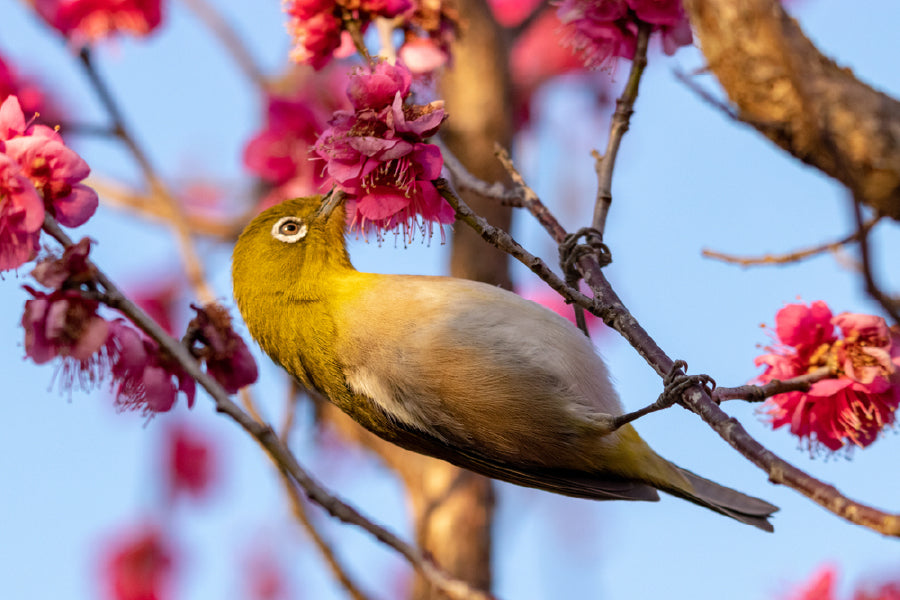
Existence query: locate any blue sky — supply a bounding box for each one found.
[1,1,899,599]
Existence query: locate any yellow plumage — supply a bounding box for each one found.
[232,196,777,530]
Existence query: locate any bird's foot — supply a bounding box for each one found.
[656,360,716,409]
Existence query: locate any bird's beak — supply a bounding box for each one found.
[313,191,345,223]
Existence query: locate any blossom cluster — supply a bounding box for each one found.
[755,301,900,453]
[22,239,257,415]
[0,95,97,271]
[284,0,412,69]
[34,0,163,44]
[284,0,460,74]
[556,0,693,68]
[314,61,454,238]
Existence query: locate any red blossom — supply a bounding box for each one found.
[102,525,174,600]
[755,302,900,453]
[34,0,163,44]
[107,320,196,415]
[22,286,109,365]
[243,94,328,187]
[186,303,258,394]
[314,61,453,238]
[556,0,692,68]
[284,0,414,69]
[165,422,216,501]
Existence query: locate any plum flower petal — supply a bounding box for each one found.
[755,301,900,453]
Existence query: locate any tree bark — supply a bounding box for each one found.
[684,0,900,218]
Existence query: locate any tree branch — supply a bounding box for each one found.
[701,217,880,267]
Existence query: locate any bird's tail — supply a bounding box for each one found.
[656,465,778,532]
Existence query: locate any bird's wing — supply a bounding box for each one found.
[331,273,628,470]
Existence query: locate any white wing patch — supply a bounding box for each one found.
[344,366,448,441]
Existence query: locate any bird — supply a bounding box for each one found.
[231,195,778,531]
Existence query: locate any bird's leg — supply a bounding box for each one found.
[557,227,611,337]
[589,361,716,434]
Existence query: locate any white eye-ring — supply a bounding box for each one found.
[272,216,308,243]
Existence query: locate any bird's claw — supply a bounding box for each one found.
[656,360,716,409]
[558,227,612,281]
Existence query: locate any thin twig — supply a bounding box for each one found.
[592,21,650,236]
[179,0,268,91]
[89,178,251,240]
[436,179,594,313]
[673,68,789,137]
[713,367,833,403]
[852,197,900,326]
[702,217,880,267]
[436,140,521,204]
[40,215,496,600]
[343,14,374,65]
[78,48,216,304]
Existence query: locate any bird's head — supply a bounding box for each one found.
[232,194,352,310]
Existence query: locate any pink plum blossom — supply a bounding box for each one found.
[107,320,196,415]
[314,61,453,238]
[755,301,900,453]
[187,304,258,394]
[284,0,412,69]
[34,0,163,43]
[22,287,109,365]
[0,153,43,270]
[0,96,98,228]
[556,0,692,68]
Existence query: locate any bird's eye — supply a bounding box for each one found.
[271,216,308,243]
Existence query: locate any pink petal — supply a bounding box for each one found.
[71,316,109,361]
[0,95,25,140]
[53,183,99,227]
[357,188,410,220]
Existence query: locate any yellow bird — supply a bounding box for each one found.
[232,195,777,531]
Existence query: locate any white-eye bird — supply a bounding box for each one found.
[231,195,777,531]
